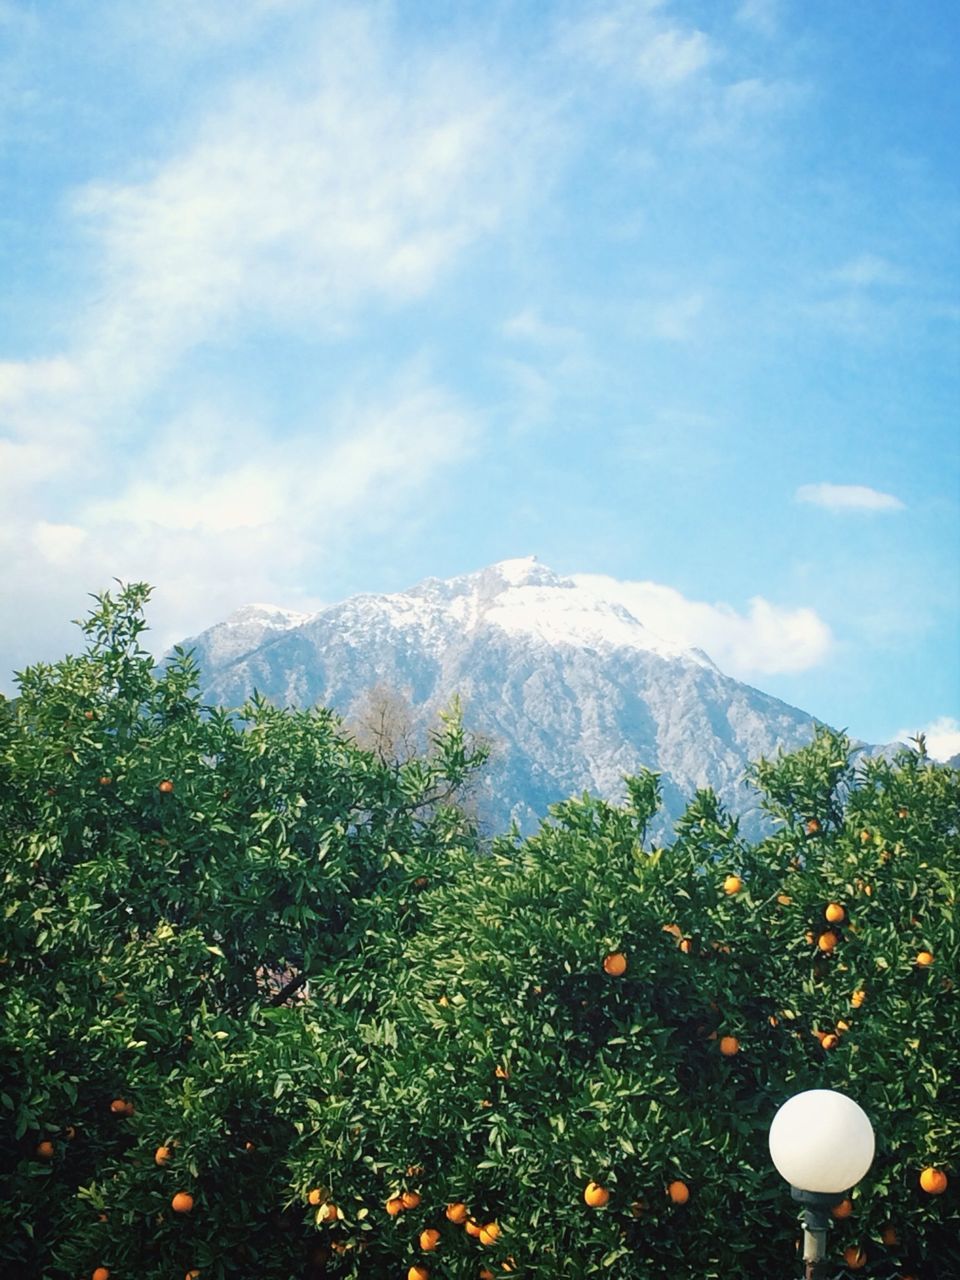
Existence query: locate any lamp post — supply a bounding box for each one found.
[768,1089,875,1280]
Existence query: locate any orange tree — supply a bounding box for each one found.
[1,585,957,1279]
[291,733,958,1279]
[0,585,487,1279]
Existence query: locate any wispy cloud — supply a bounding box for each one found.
[895,716,960,763]
[557,2,714,92]
[795,483,906,513]
[573,574,833,676]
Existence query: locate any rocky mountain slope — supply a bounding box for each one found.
[180,557,831,837]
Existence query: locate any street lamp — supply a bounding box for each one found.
[769,1089,875,1279]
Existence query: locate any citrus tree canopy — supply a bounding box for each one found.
[1,586,957,1279]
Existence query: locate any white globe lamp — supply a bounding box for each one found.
[769,1089,875,1278]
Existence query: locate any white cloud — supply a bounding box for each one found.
[830,254,902,288]
[895,717,960,763]
[795,483,905,513]
[572,574,833,676]
[560,3,714,91]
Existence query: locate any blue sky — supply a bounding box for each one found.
[1,0,958,756]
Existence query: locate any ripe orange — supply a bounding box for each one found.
[155,1146,173,1166]
[171,1191,194,1214]
[679,938,693,954]
[495,1064,510,1079]
[851,989,866,1008]
[186,1273,201,1279]
[109,1099,128,1115]
[35,1140,54,1159]
[916,951,934,967]
[777,894,792,906]
[805,818,821,835]
[719,1035,740,1057]
[919,1167,948,1195]
[244,1141,256,1152]
[84,709,95,720]
[843,1245,867,1270]
[446,1202,469,1224]
[821,1033,839,1051]
[408,1266,430,1280]
[402,1190,421,1210]
[92,1269,110,1280]
[603,952,627,976]
[817,931,839,953]
[98,776,112,786]
[662,923,682,938]
[420,1228,441,1251]
[825,903,846,923]
[836,1019,850,1033]
[158,779,175,793]
[723,875,743,895]
[465,1218,483,1237]
[317,1202,338,1222]
[897,806,908,819]
[667,1180,690,1205]
[805,931,816,945]
[859,829,871,843]
[831,1198,853,1219]
[386,1196,404,1216]
[584,1181,610,1207]
[307,1188,324,1206]
[479,1222,501,1245]
[880,1225,898,1246]
[479,1271,495,1280]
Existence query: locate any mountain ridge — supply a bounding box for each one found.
[179,558,838,837]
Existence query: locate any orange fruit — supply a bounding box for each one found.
[465,1218,483,1237]
[479,1271,495,1280]
[479,1222,501,1245]
[768,1015,779,1027]
[386,1196,404,1216]
[244,1141,256,1152]
[821,1033,839,1050]
[35,1140,54,1159]
[897,806,908,819]
[603,952,627,976]
[446,1202,469,1224]
[155,1145,173,1166]
[501,1259,517,1272]
[805,818,821,835]
[307,1188,324,1206]
[843,1245,867,1270]
[98,776,112,786]
[719,1035,740,1057]
[158,779,174,793]
[723,875,743,895]
[402,1190,421,1210]
[171,1191,194,1214]
[851,989,866,1008]
[919,1166,948,1195]
[831,1198,853,1219]
[584,1181,610,1207]
[817,931,839,953]
[408,1267,430,1280]
[186,1273,201,1279]
[92,1269,110,1280]
[495,1064,510,1079]
[805,931,815,945]
[881,1225,898,1246]
[420,1228,441,1251]
[662,923,682,938]
[777,894,792,906]
[916,951,934,967]
[667,1180,690,1205]
[317,1202,338,1222]
[109,1099,128,1115]
[825,903,846,923]
[678,938,693,954]
[836,1019,850,1033]
[859,829,871,843]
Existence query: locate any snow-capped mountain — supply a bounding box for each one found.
[179,557,828,836]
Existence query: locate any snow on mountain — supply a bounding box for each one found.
[178,558,828,837]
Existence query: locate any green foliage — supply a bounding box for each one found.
[1,586,957,1279]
